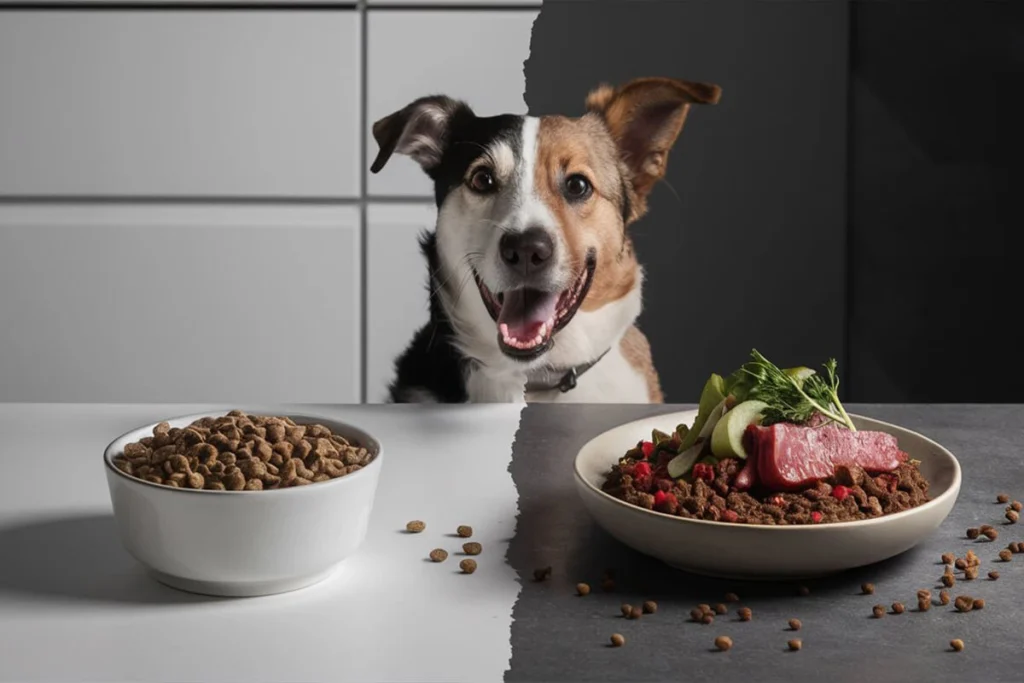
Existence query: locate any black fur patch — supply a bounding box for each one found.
[426,112,524,208]
[387,231,470,403]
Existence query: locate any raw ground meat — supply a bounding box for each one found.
[601,456,930,525]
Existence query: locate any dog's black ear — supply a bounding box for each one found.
[586,77,721,215]
[370,95,469,174]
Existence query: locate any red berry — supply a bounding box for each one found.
[832,485,850,501]
[640,441,655,459]
[722,509,739,523]
[653,490,667,506]
[654,490,678,514]
[811,511,823,523]
[633,461,652,479]
[693,463,715,482]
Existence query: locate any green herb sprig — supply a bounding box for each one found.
[731,349,856,431]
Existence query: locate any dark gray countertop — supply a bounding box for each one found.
[506,404,1024,683]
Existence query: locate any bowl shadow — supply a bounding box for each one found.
[0,513,221,605]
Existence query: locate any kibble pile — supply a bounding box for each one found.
[112,411,374,491]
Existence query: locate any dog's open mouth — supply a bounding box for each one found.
[474,251,596,360]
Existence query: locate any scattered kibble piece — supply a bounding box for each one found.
[917,589,932,600]
[989,571,1000,580]
[998,494,1010,504]
[601,578,616,592]
[576,583,591,596]
[714,603,727,615]
[939,590,951,605]
[892,602,906,614]
[966,550,980,566]
[788,619,802,631]
[984,527,999,540]
[714,636,733,651]
[941,553,955,565]
[698,603,712,614]
[981,524,994,533]
[457,525,473,538]
[691,608,705,622]
[954,596,973,613]
[1007,510,1019,524]
[621,604,632,617]
[1011,542,1023,553]
[725,592,740,603]
[462,542,482,556]
[999,549,1013,562]
[701,614,714,625]
[861,583,875,595]
[533,566,552,582]
[643,600,658,614]
[1013,501,1023,512]
[610,633,625,647]
[738,607,752,621]
[798,585,811,596]
[942,574,956,587]
[972,598,985,610]
[951,639,964,652]
[872,605,886,618]
[967,528,980,539]
[964,567,979,581]
[406,520,426,533]
[918,597,931,612]
[459,559,477,574]
[955,558,967,570]
[429,549,448,563]
[788,639,802,651]
[629,606,643,620]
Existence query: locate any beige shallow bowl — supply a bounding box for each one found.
[574,410,961,579]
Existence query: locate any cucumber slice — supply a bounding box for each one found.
[679,374,726,451]
[668,397,728,478]
[710,400,769,459]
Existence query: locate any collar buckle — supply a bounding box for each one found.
[558,367,578,393]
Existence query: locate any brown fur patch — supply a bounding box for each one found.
[534,115,638,312]
[620,325,663,403]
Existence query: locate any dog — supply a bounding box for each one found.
[370,77,721,404]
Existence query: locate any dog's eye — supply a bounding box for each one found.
[468,168,497,193]
[564,174,592,200]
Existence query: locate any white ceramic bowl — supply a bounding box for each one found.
[575,410,961,580]
[104,412,383,597]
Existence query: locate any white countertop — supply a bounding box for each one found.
[0,403,524,683]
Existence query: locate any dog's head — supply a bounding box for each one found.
[371,77,721,364]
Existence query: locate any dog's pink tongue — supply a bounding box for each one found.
[498,288,559,341]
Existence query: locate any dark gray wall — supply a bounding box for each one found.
[525,0,850,403]
[525,0,1019,403]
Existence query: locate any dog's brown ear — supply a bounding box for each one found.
[370,95,469,174]
[586,77,721,209]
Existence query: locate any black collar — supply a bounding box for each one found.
[525,347,611,394]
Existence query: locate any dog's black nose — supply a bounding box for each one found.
[499,228,554,274]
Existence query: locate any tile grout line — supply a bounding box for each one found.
[358,0,369,404]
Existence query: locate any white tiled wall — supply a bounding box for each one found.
[0,2,539,404]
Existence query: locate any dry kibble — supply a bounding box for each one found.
[989,571,1000,580]
[967,528,980,539]
[999,549,1013,561]
[429,549,448,563]
[788,619,802,630]
[459,559,477,574]
[918,598,931,612]
[725,592,740,603]
[701,614,715,625]
[861,583,875,595]
[941,553,955,565]
[872,605,886,618]
[950,639,964,652]
[954,596,973,613]
[621,604,633,617]
[714,603,727,615]
[788,639,802,651]
[691,608,705,622]
[892,602,906,614]
[964,567,979,581]
[1013,501,1023,512]
[576,583,591,596]
[998,494,1010,504]
[954,558,967,570]
[533,566,552,582]
[610,633,625,647]
[942,574,956,587]
[463,542,482,556]
[698,604,712,614]
[939,590,950,605]
[1007,510,1019,524]
[629,606,642,620]
[972,598,985,610]
[983,527,999,540]
[642,600,658,614]
[406,520,426,533]
[457,525,473,538]
[714,636,733,651]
